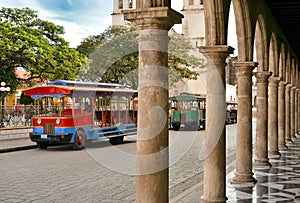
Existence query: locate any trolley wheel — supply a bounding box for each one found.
[73,130,86,150]
[37,142,48,149]
[173,126,180,131]
[172,123,180,131]
[109,136,124,145]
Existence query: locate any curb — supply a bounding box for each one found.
[0,145,37,153]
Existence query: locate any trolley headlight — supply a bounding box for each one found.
[56,118,61,125]
[37,118,42,124]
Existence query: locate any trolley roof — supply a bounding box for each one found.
[169,95,206,101]
[24,80,137,99]
[48,79,124,88]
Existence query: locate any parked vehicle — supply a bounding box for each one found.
[23,80,137,150]
[169,93,238,131]
[169,93,206,131]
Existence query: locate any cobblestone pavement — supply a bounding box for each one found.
[0,124,239,202]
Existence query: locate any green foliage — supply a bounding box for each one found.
[77,25,205,88]
[0,7,88,92]
[78,25,138,88]
[168,30,206,86]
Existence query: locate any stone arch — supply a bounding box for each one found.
[279,44,286,80]
[296,62,300,87]
[203,0,231,46]
[269,33,279,76]
[254,13,268,72]
[231,0,255,61]
[291,58,296,85]
[294,60,299,86]
[286,52,291,83]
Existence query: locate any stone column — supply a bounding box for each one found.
[123,0,129,9]
[254,71,272,168]
[122,7,182,203]
[200,46,234,203]
[291,86,297,140]
[298,92,300,134]
[113,0,119,13]
[278,81,288,150]
[295,89,299,136]
[285,84,293,143]
[231,62,257,185]
[268,77,281,158]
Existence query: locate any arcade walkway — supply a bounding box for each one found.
[227,137,300,202]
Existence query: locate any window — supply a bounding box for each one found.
[129,0,133,8]
[119,0,123,9]
[189,0,193,6]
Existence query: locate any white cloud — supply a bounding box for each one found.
[0,0,112,47]
[5,1,243,48]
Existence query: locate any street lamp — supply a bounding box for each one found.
[0,82,11,128]
[0,82,10,92]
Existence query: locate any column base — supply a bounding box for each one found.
[268,150,281,159]
[278,144,288,151]
[291,135,296,141]
[230,172,256,186]
[286,138,293,144]
[253,159,272,169]
[201,196,227,203]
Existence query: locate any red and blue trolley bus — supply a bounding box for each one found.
[24,80,137,150]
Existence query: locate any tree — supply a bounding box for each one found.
[0,7,88,92]
[77,25,205,88]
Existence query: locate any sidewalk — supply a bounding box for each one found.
[0,127,36,153]
[0,137,37,153]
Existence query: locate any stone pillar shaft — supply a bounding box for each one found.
[122,7,182,203]
[113,0,119,12]
[254,71,271,168]
[200,46,233,203]
[268,77,281,158]
[291,87,296,140]
[136,29,169,203]
[285,84,292,143]
[295,89,299,136]
[231,62,257,185]
[278,81,288,150]
[298,92,300,133]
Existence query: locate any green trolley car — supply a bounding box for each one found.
[169,94,206,131]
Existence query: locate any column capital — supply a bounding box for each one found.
[279,80,288,86]
[122,7,183,30]
[200,45,234,65]
[200,45,234,54]
[254,71,271,83]
[233,61,258,67]
[268,76,281,86]
[291,86,297,91]
[286,84,293,90]
[233,61,258,76]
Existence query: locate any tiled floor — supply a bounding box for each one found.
[227,138,300,202]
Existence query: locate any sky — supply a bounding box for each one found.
[0,0,237,51]
[0,0,184,47]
